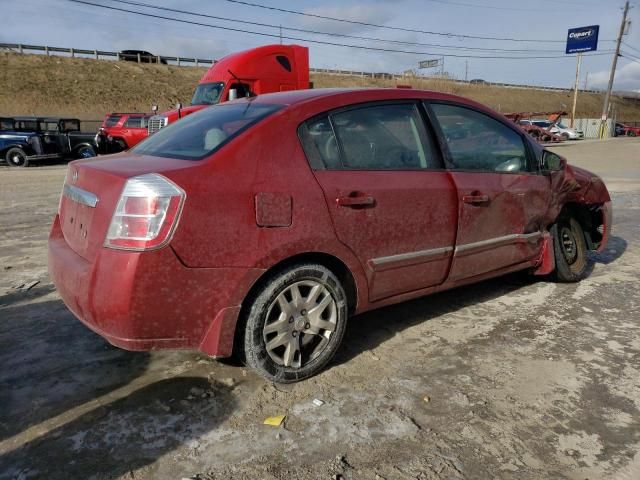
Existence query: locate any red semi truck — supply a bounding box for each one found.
[147,44,309,136]
[97,44,309,153]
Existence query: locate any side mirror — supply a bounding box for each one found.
[228,88,238,101]
[542,150,566,172]
[176,102,183,110]
[151,105,158,113]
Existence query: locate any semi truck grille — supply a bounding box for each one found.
[147,116,168,135]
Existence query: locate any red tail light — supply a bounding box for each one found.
[105,173,185,251]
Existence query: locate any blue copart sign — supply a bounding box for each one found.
[566,25,599,54]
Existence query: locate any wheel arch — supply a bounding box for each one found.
[242,251,359,317]
[554,201,606,251]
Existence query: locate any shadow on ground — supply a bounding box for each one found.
[0,298,150,442]
[0,377,235,480]
[334,234,628,366]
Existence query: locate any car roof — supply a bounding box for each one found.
[237,87,493,113]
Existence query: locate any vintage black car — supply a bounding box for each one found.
[0,117,98,167]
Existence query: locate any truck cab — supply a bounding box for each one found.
[146,44,309,136]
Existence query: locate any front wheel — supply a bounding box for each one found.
[76,145,96,159]
[5,147,29,167]
[551,217,590,282]
[241,263,348,383]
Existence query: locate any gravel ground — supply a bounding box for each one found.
[1,138,639,480]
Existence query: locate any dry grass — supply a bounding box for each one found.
[2,52,639,121]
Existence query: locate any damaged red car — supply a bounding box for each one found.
[48,88,612,382]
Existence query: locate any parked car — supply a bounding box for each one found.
[48,88,612,382]
[532,120,584,140]
[615,122,640,137]
[119,50,167,64]
[95,112,152,154]
[1,117,97,167]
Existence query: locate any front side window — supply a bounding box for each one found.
[430,103,529,173]
[191,82,225,106]
[132,102,282,160]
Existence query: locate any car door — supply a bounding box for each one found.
[299,102,458,301]
[427,102,552,281]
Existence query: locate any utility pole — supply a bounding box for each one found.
[279,25,282,44]
[465,60,468,81]
[584,71,589,90]
[600,0,630,138]
[570,53,582,128]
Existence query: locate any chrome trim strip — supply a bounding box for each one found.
[63,183,98,208]
[370,246,454,272]
[455,232,542,257]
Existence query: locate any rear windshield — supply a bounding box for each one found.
[132,102,283,160]
[105,115,121,127]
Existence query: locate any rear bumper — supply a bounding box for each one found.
[48,215,263,356]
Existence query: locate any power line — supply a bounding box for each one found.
[69,0,616,60]
[422,0,591,11]
[106,0,567,54]
[222,0,571,43]
[622,41,640,55]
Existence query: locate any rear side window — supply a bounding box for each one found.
[105,115,121,127]
[430,103,529,173]
[124,117,143,128]
[132,102,282,160]
[303,104,437,170]
[276,55,292,72]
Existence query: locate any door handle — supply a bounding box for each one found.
[336,193,376,208]
[462,194,490,205]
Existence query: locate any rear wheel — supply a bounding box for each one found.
[5,147,28,167]
[241,263,348,383]
[551,217,590,282]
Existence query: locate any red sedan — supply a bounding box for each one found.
[48,88,612,382]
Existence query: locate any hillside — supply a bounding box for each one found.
[2,52,639,126]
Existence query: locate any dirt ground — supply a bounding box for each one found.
[2,52,640,122]
[0,138,639,479]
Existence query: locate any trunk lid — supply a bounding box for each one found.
[59,153,193,261]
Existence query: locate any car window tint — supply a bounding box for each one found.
[304,116,341,169]
[430,103,529,173]
[124,117,143,128]
[331,104,434,170]
[105,115,121,127]
[132,102,282,160]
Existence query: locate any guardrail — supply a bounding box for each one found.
[3,42,640,101]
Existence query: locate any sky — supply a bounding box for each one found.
[1,0,639,91]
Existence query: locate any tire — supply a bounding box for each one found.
[5,147,29,167]
[561,132,570,140]
[241,263,348,383]
[76,145,96,159]
[551,217,590,282]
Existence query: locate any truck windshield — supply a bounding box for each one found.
[132,102,282,160]
[191,82,225,105]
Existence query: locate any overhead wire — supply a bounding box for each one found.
[106,0,570,53]
[68,0,615,60]
[222,0,614,43]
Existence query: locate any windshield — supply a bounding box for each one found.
[191,82,225,106]
[557,122,568,129]
[132,102,282,160]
